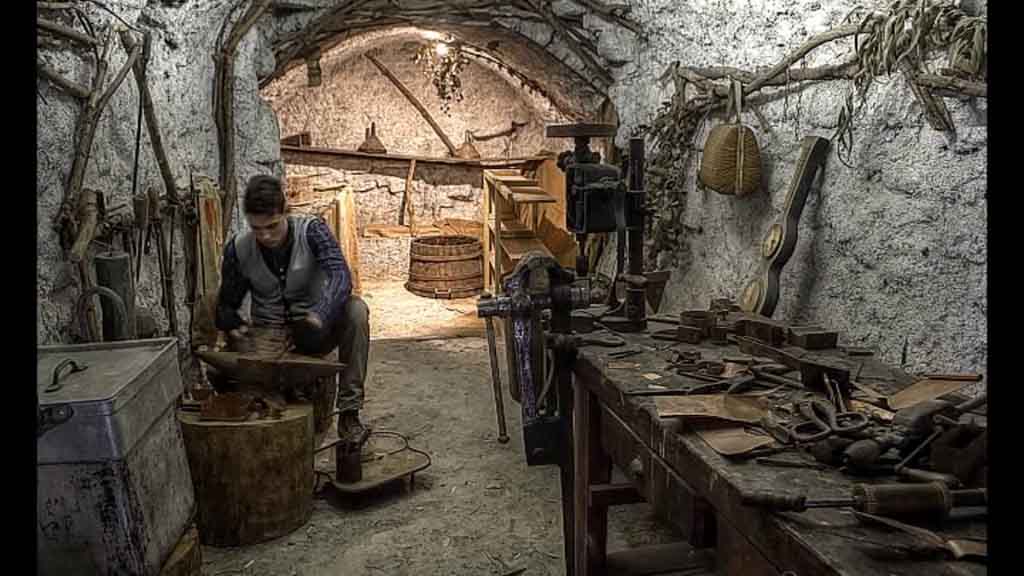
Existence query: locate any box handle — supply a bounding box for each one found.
[47,359,88,393]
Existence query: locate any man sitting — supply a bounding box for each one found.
[215,175,370,441]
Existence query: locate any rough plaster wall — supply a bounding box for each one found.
[285,164,481,282]
[605,0,987,378]
[264,39,566,158]
[37,1,282,345]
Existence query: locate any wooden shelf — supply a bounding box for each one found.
[482,165,571,296]
[502,237,552,261]
[510,190,555,205]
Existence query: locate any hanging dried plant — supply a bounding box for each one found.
[414,40,468,115]
[834,0,987,165]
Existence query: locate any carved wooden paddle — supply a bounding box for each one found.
[740,136,831,316]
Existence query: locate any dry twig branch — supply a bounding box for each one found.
[67,35,144,264]
[214,0,273,237]
[37,63,91,99]
[38,17,100,46]
[745,24,860,94]
[120,30,180,205]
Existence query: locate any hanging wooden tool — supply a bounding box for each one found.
[740,136,830,316]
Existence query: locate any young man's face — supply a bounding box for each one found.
[247,212,288,248]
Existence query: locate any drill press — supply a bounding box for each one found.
[546,123,649,332]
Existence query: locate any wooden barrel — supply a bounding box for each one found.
[405,235,483,299]
[179,405,313,547]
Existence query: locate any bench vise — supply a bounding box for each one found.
[478,253,591,465]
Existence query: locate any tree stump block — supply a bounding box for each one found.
[179,405,314,547]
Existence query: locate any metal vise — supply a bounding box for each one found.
[478,253,591,465]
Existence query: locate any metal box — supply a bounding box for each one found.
[37,339,195,576]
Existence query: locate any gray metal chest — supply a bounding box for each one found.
[37,339,195,576]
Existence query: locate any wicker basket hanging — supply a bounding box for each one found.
[698,79,762,196]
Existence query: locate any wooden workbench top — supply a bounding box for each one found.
[572,329,986,576]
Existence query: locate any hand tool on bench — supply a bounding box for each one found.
[787,398,870,443]
[841,392,987,471]
[742,483,987,521]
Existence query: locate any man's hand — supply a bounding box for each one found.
[303,311,323,331]
[227,323,251,353]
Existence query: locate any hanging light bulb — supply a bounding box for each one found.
[434,42,450,57]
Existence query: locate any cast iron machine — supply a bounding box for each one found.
[547,123,649,332]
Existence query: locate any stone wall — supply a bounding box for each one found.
[601,0,988,378]
[263,36,568,158]
[285,164,482,282]
[37,1,988,383]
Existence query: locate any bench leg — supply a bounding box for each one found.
[574,382,612,576]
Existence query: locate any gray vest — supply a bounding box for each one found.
[234,215,326,326]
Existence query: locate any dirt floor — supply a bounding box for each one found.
[202,282,679,576]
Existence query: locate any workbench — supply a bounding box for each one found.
[566,330,987,576]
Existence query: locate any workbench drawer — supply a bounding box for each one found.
[599,404,713,546]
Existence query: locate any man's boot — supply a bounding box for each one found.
[337,410,368,444]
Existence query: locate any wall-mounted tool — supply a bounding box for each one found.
[740,136,830,316]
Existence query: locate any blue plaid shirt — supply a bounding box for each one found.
[215,217,352,331]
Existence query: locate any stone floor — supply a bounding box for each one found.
[201,282,680,576]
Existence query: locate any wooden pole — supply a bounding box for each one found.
[364,53,458,157]
[400,158,417,231]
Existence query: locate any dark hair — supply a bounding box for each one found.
[243,175,286,216]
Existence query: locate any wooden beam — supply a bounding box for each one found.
[524,0,614,86]
[915,73,987,98]
[589,483,644,508]
[364,52,458,157]
[400,158,417,229]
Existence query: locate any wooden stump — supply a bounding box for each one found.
[179,405,314,547]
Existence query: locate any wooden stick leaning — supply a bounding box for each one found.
[67,30,144,263]
[214,0,273,237]
[365,52,458,156]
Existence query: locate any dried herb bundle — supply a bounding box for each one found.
[835,0,987,164]
[414,40,468,115]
